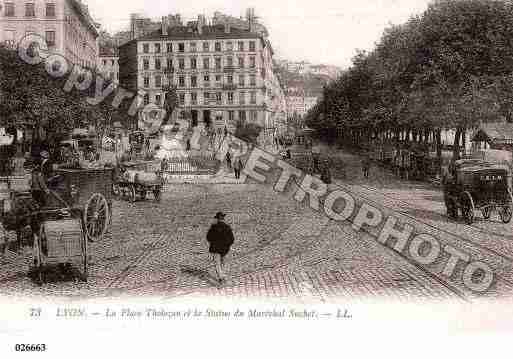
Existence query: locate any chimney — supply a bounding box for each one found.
[161,16,168,36]
[246,8,255,32]
[197,15,204,35]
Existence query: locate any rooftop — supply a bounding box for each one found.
[120,24,263,47]
[67,0,100,37]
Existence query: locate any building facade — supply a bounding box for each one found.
[0,0,99,68]
[97,47,119,86]
[119,15,286,138]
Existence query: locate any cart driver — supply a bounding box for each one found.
[40,151,56,184]
[31,161,50,208]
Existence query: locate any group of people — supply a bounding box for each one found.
[225,151,244,179]
[59,145,100,168]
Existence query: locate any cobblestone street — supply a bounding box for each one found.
[0,171,484,302]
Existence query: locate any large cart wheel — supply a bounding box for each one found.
[462,191,475,225]
[129,185,137,203]
[84,193,110,241]
[500,206,512,224]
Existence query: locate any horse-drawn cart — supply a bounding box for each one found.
[444,161,513,224]
[1,167,114,284]
[112,165,163,203]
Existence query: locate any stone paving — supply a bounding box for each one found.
[0,177,463,302]
[3,145,509,302]
[326,149,513,299]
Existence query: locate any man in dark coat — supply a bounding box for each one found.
[225,151,232,171]
[233,157,243,179]
[362,155,371,179]
[206,212,235,283]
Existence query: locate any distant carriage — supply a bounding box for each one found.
[443,161,513,224]
[112,163,163,202]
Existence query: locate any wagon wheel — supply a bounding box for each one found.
[499,206,512,224]
[153,188,161,202]
[501,189,513,224]
[84,193,110,242]
[482,207,492,220]
[461,191,475,225]
[129,185,137,203]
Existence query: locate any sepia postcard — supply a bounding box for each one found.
[1,0,513,357]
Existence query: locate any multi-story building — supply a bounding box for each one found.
[97,47,119,86]
[0,0,99,68]
[119,13,285,139]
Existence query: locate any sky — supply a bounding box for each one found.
[86,0,432,69]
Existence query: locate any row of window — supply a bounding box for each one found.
[141,56,256,71]
[3,2,56,18]
[3,28,56,47]
[101,59,118,67]
[141,40,257,54]
[143,91,258,106]
[142,74,258,88]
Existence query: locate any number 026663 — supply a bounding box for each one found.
[15,344,47,352]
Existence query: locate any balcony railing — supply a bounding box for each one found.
[164,67,174,74]
[205,99,220,105]
[222,84,237,91]
[223,66,235,73]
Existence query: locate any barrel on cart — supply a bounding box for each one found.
[32,210,87,284]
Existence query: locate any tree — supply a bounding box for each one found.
[313,0,513,162]
[234,123,262,145]
[0,45,120,149]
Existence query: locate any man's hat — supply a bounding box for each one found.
[214,212,226,220]
[40,150,49,159]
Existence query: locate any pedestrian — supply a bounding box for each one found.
[233,157,243,179]
[362,155,370,178]
[225,150,232,171]
[160,156,168,173]
[39,150,56,186]
[31,161,49,208]
[186,138,191,151]
[206,212,235,284]
[321,162,332,184]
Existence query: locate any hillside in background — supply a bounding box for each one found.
[274,60,341,97]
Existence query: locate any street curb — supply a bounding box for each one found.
[163,172,246,185]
